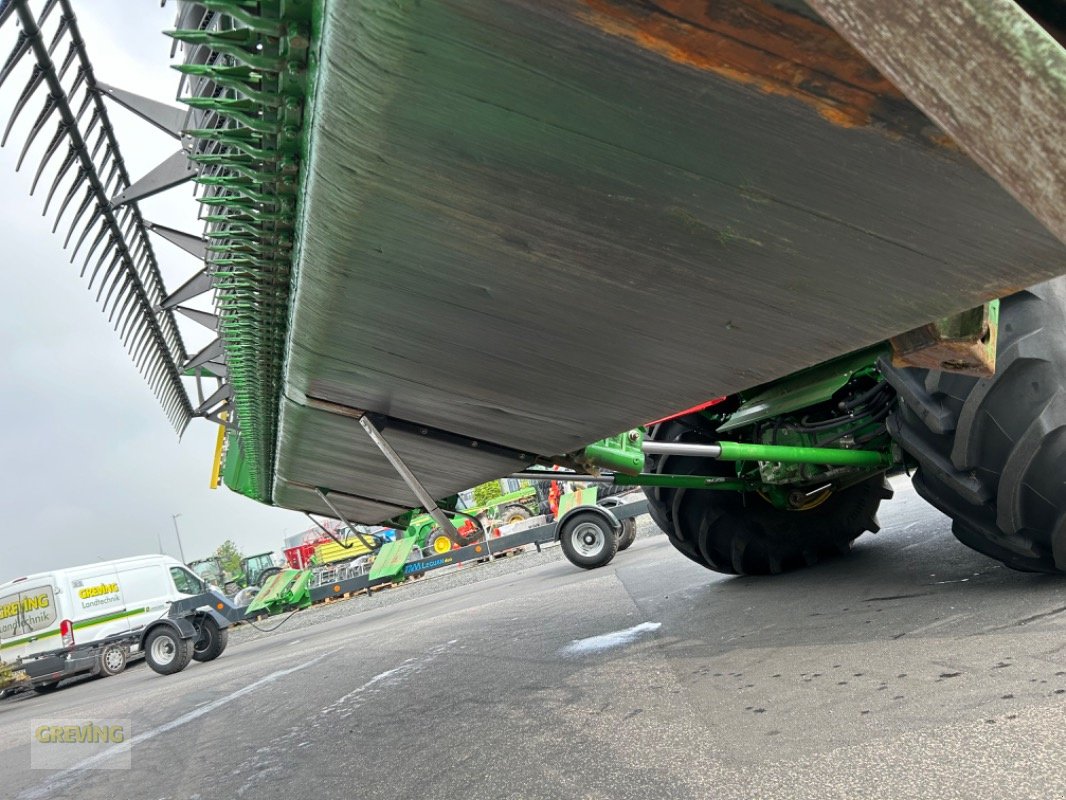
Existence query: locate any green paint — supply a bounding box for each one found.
[716,441,892,468]
[1,607,151,650]
[369,539,418,581]
[719,346,888,433]
[584,430,645,475]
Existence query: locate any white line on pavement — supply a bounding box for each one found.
[19,648,341,800]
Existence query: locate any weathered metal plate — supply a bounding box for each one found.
[275,0,1066,522]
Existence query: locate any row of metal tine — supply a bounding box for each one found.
[0,0,194,433]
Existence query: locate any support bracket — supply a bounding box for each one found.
[358,415,461,540]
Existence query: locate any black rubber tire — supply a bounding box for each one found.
[144,627,194,676]
[256,567,281,588]
[643,418,890,574]
[98,643,127,676]
[881,279,1066,574]
[597,494,639,551]
[559,511,619,569]
[497,504,532,526]
[191,616,229,663]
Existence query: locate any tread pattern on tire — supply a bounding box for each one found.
[881,278,1066,574]
[643,418,890,575]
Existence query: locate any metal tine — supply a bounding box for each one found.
[102,157,120,195]
[70,209,101,262]
[126,315,150,360]
[73,77,94,122]
[109,273,133,325]
[42,143,76,215]
[64,63,84,99]
[96,249,125,302]
[0,0,17,31]
[105,270,133,321]
[118,291,142,342]
[80,221,108,276]
[35,0,60,28]
[15,94,56,170]
[30,120,66,193]
[120,298,146,346]
[147,355,169,394]
[46,13,68,56]
[2,65,44,146]
[57,41,76,80]
[50,165,83,232]
[89,120,106,161]
[117,287,140,340]
[62,185,93,246]
[132,331,155,373]
[0,32,31,93]
[135,328,160,374]
[87,234,116,289]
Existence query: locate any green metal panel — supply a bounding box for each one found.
[718,346,887,433]
[368,538,418,581]
[245,569,312,615]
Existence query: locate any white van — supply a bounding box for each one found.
[0,554,235,692]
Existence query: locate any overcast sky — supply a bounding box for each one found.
[0,2,311,580]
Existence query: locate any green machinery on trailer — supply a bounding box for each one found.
[1,2,1065,580]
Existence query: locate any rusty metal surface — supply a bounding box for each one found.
[274,0,1066,522]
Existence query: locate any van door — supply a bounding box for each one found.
[116,562,173,638]
[0,583,60,662]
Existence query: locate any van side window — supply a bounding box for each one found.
[169,567,204,595]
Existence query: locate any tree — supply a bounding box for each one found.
[213,539,244,575]
[472,480,503,508]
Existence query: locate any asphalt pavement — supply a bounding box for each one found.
[4,480,1066,800]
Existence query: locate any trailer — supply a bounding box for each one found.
[308,490,648,603]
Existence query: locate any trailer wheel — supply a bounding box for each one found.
[98,643,127,677]
[191,616,229,663]
[144,627,194,675]
[598,495,638,551]
[616,519,638,551]
[559,511,619,569]
[881,278,1066,573]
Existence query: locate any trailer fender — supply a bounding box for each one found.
[141,615,198,648]
[555,504,622,540]
[189,607,233,631]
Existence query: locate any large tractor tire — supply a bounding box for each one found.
[881,279,1066,574]
[643,419,890,575]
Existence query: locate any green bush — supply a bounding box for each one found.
[471,480,503,508]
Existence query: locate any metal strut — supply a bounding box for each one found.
[310,491,386,552]
[358,415,462,540]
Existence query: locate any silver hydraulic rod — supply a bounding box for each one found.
[641,441,724,458]
[359,415,461,539]
[509,471,613,483]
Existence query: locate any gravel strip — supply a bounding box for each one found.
[230,515,660,644]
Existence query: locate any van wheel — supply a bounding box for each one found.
[33,681,61,694]
[98,643,127,676]
[192,616,229,663]
[145,627,194,675]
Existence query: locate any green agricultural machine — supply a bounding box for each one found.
[2,2,1066,579]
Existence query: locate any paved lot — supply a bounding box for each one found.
[4,480,1066,800]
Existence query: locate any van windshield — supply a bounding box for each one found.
[169,567,204,596]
